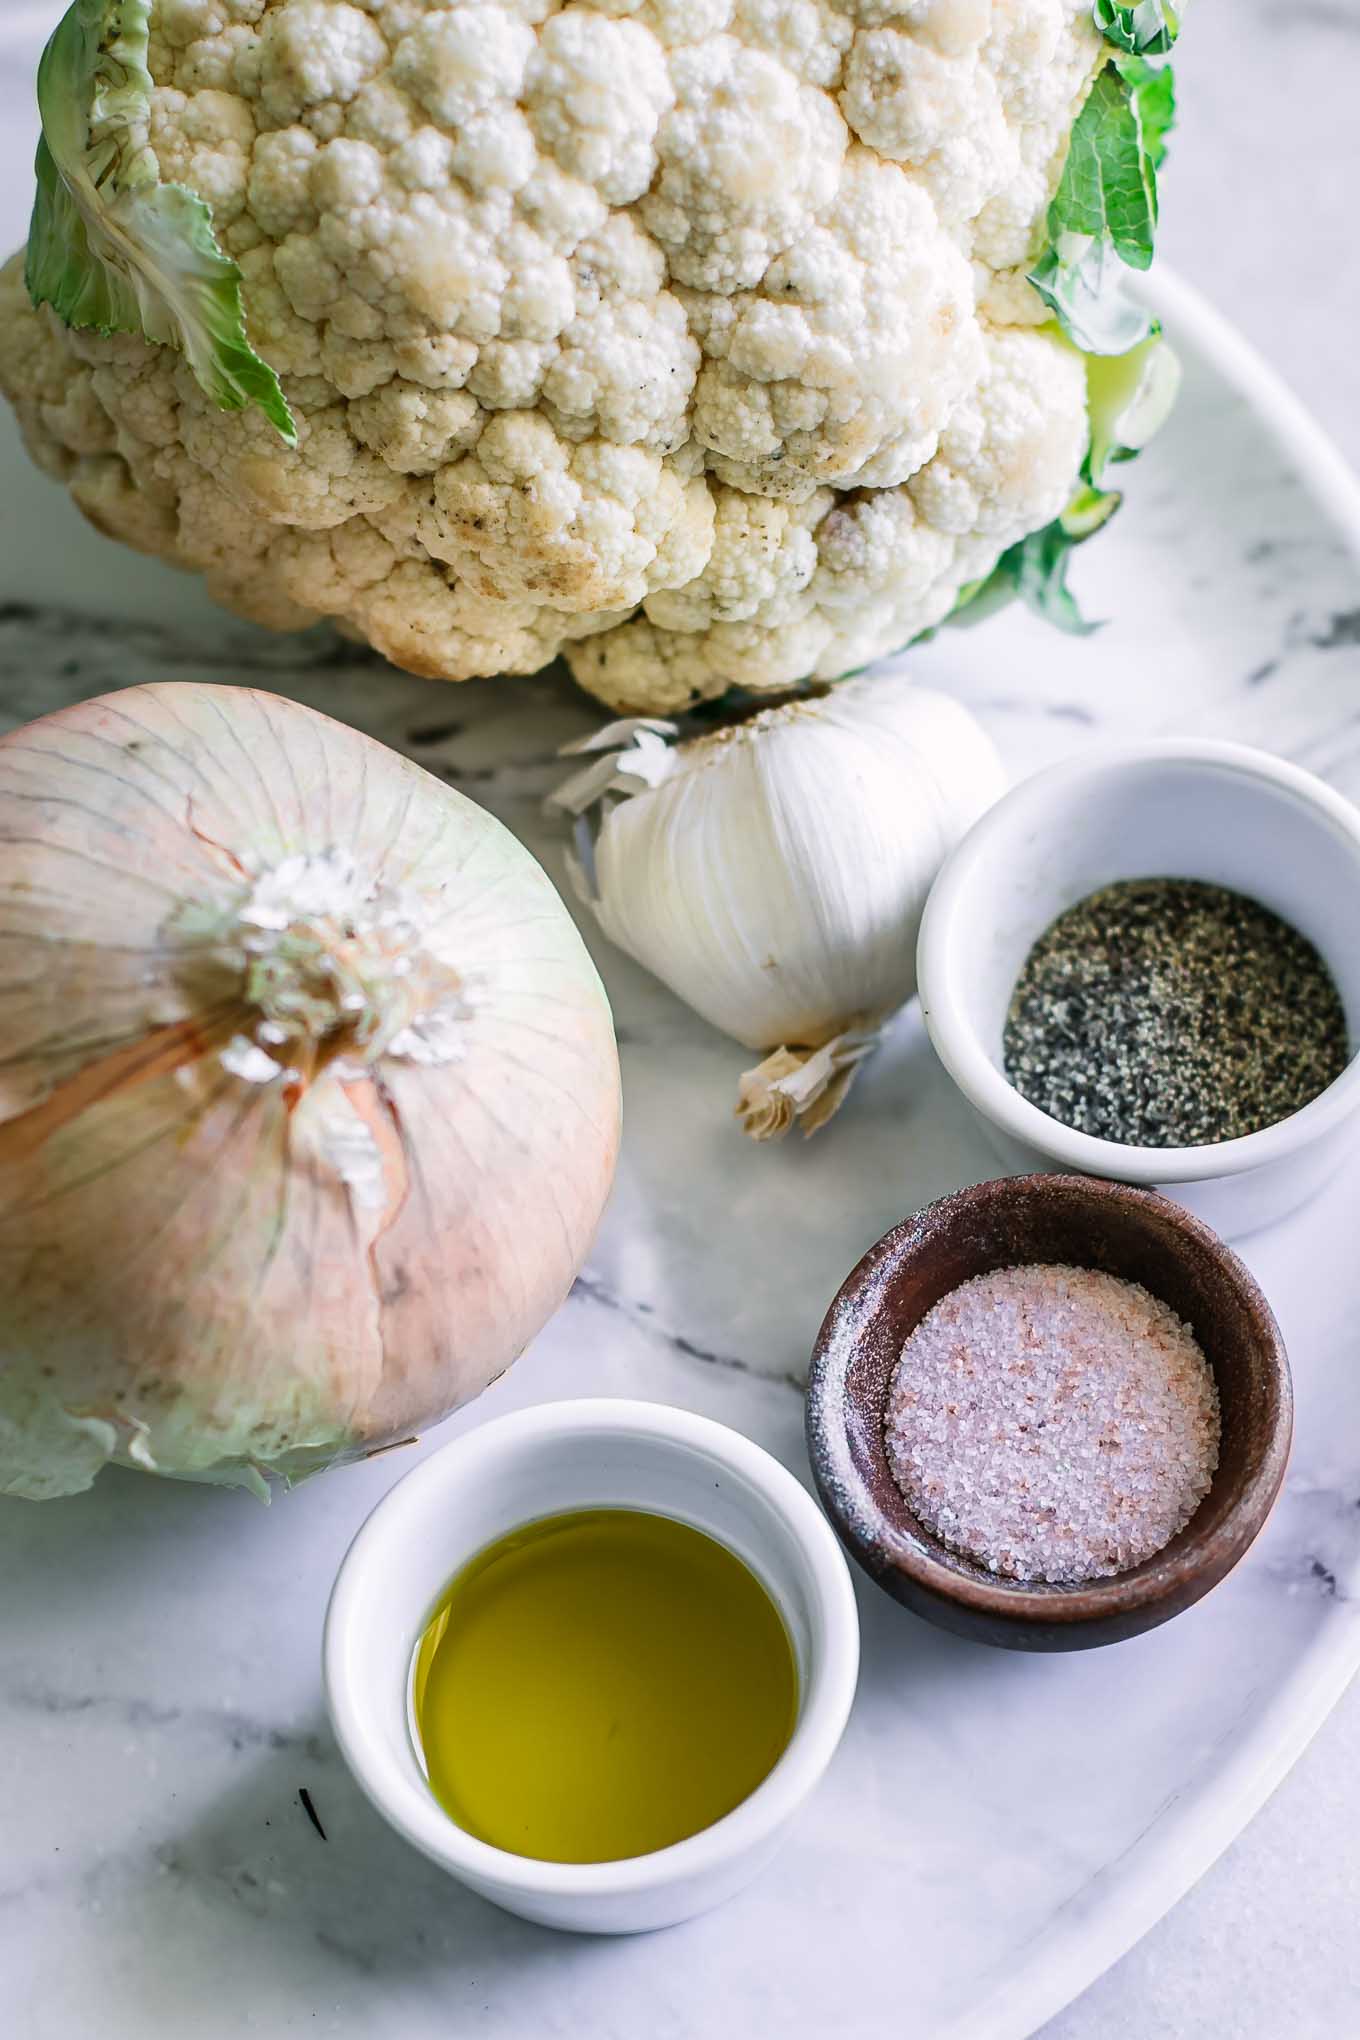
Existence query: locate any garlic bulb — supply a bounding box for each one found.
[0,684,620,1501]
[550,677,1004,1139]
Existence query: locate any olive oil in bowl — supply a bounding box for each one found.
[412,1508,799,1864]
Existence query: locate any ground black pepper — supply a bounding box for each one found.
[1003,877,1351,1147]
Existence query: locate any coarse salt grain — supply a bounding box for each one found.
[883,1263,1220,1585]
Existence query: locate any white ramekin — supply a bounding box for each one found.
[917,740,1360,1238]
[323,1398,860,1934]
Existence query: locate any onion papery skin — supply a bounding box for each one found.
[0,683,620,1500]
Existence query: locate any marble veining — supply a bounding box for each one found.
[4,9,1360,2037]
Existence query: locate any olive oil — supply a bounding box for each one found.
[412,1508,798,1863]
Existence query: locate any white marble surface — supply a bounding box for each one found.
[4,7,1360,2036]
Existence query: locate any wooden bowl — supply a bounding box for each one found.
[805,1176,1292,1651]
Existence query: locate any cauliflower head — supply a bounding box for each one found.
[1,0,1111,712]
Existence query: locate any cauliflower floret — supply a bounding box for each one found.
[150,87,258,229]
[0,262,110,478]
[840,26,1020,229]
[568,608,839,711]
[639,36,848,291]
[907,321,1088,538]
[348,382,483,473]
[643,484,833,632]
[0,0,1110,712]
[686,147,983,493]
[570,320,1087,711]
[524,11,675,206]
[369,409,715,611]
[732,0,853,86]
[256,0,389,128]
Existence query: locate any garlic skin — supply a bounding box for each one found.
[0,684,620,1501]
[555,677,1005,1138]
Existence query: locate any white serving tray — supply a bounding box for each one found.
[3,271,1360,2040]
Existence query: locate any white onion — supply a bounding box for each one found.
[0,683,620,1500]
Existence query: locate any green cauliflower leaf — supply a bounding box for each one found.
[949,484,1122,638]
[1093,0,1181,55]
[1029,54,1177,356]
[26,0,295,442]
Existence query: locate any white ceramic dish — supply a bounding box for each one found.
[917,739,1360,1237]
[9,264,1360,2040]
[323,1399,859,1934]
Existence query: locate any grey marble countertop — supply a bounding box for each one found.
[2,5,1360,2035]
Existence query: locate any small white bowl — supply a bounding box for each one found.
[324,1398,860,1935]
[917,740,1360,1238]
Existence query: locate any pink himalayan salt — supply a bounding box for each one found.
[884,1263,1220,1585]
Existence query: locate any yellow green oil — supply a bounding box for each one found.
[412,1508,799,1863]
